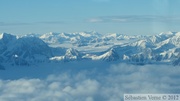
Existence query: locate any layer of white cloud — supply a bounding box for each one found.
[0,64,180,101]
[88,15,180,23]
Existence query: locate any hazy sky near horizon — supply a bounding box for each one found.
[0,0,180,35]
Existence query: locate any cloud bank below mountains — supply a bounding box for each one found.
[0,64,180,101]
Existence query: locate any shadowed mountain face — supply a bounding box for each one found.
[0,33,52,65]
[173,53,180,66]
[0,31,179,66]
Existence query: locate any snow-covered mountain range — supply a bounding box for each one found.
[0,31,179,68]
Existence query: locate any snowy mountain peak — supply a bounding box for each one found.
[0,33,17,44]
[21,33,41,38]
[175,32,180,36]
[81,31,101,36]
[96,48,119,61]
[65,48,81,57]
[61,48,82,61]
[78,32,92,37]
[159,31,175,36]
[0,35,52,65]
[49,32,59,35]
[134,40,147,48]
[0,33,16,40]
[40,32,59,38]
[106,33,119,37]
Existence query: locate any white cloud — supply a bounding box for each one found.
[0,64,180,101]
[88,18,103,23]
[92,0,111,2]
[88,15,180,23]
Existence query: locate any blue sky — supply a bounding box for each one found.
[0,0,180,35]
